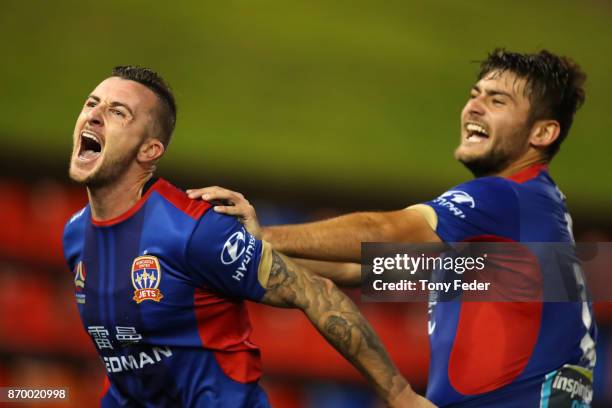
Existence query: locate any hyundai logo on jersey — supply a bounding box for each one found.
[131,255,164,304]
[440,190,476,208]
[221,230,246,265]
[433,190,476,219]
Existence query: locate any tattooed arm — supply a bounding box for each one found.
[260,249,435,407]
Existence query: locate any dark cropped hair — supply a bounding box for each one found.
[478,49,586,159]
[111,66,177,148]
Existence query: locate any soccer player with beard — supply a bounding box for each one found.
[189,49,597,407]
[63,66,435,407]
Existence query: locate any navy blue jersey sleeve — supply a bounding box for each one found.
[424,177,520,242]
[186,210,266,301]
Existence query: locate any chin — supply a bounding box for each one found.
[69,169,93,185]
[69,160,101,186]
[69,163,86,184]
[458,159,491,177]
[457,151,510,178]
[454,147,478,164]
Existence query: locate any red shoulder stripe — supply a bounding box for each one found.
[154,178,211,220]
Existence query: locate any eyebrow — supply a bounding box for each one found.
[472,85,516,102]
[88,94,134,116]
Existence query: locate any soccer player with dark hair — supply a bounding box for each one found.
[190,49,597,407]
[63,66,435,407]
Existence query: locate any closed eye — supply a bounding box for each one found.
[110,108,125,117]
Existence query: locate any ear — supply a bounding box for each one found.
[529,119,560,149]
[137,138,165,163]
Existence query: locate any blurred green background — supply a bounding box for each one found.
[1,0,610,212]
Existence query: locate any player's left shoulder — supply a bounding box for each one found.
[153,178,212,221]
[184,191,257,265]
[186,198,266,270]
[196,209,252,244]
[186,202,266,300]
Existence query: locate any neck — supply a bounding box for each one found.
[495,150,548,178]
[87,172,153,222]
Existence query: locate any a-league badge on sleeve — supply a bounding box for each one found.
[131,255,164,304]
[74,261,86,304]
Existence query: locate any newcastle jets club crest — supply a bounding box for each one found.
[131,256,164,304]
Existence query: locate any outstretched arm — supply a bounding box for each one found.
[187,186,441,263]
[262,208,440,262]
[261,248,435,407]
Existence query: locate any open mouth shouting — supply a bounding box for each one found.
[77,129,104,163]
[465,122,489,143]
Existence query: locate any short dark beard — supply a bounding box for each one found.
[458,120,532,178]
[458,148,513,178]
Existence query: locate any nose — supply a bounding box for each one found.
[465,95,485,117]
[85,104,104,127]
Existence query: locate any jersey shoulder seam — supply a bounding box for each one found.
[155,179,212,220]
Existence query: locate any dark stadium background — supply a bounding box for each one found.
[0,1,610,406]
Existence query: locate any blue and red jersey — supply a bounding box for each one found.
[63,178,271,407]
[423,164,597,407]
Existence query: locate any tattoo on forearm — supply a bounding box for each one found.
[262,250,404,400]
[324,315,352,350]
